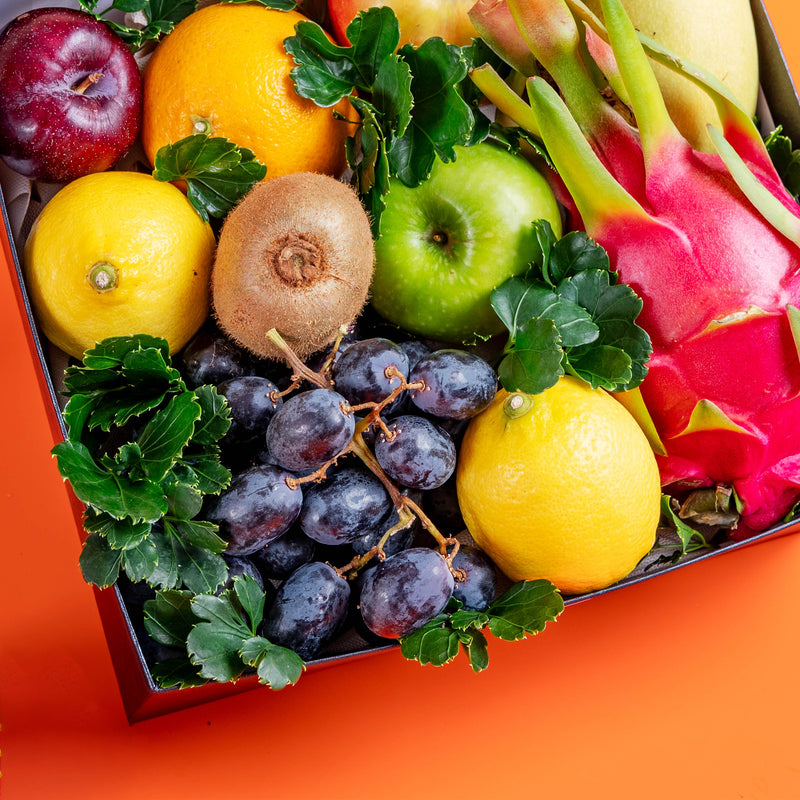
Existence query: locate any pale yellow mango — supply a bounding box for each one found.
[583,0,759,151]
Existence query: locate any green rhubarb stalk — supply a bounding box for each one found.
[598,0,680,162]
[469,64,542,138]
[708,125,800,246]
[525,75,649,231]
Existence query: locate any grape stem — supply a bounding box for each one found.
[266,328,333,389]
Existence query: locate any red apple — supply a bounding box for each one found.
[328,0,478,47]
[0,7,142,184]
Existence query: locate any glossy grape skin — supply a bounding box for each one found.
[451,546,497,611]
[206,464,302,556]
[264,388,355,472]
[374,415,456,490]
[218,375,282,448]
[261,561,351,660]
[398,339,431,371]
[332,337,409,407]
[358,548,455,639]
[250,525,317,580]
[409,349,497,420]
[300,465,394,546]
[181,329,253,387]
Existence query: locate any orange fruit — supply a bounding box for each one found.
[456,378,662,595]
[23,171,215,360]
[141,3,355,180]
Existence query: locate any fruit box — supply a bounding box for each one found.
[2,0,800,725]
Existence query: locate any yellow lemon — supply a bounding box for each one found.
[456,377,661,595]
[23,171,215,359]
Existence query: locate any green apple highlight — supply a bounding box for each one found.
[370,142,562,342]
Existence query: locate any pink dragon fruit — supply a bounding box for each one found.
[470,0,800,535]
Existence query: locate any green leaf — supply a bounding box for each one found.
[147,528,181,589]
[52,440,168,523]
[175,449,232,495]
[143,589,197,648]
[162,520,228,594]
[173,518,227,554]
[192,385,232,445]
[79,0,197,49]
[153,134,267,222]
[285,9,401,105]
[234,575,267,632]
[136,392,201,482]
[568,345,633,390]
[496,317,565,395]
[400,619,461,666]
[660,494,706,554]
[83,507,152,550]
[461,627,490,673]
[79,532,124,588]
[150,657,208,689]
[546,229,610,286]
[187,593,252,682]
[388,38,473,186]
[163,478,203,520]
[765,125,800,199]
[487,580,564,638]
[122,538,160,582]
[240,637,305,689]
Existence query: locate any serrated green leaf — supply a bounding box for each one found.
[234,575,267,632]
[153,135,267,222]
[497,317,564,395]
[765,126,800,199]
[143,589,197,648]
[79,532,124,588]
[52,440,167,522]
[83,507,152,550]
[462,627,489,673]
[163,479,203,520]
[487,579,564,637]
[388,38,473,186]
[147,529,180,589]
[187,594,252,682]
[175,449,232,495]
[400,619,460,666]
[568,345,633,390]
[286,9,400,105]
[449,608,489,631]
[122,538,160,582]
[149,657,208,689]
[136,392,201,482]
[371,54,414,141]
[240,637,305,689]
[192,385,232,445]
[162,520,228,594]
[547,229,610,285]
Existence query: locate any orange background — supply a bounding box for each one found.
[3,2,800,798]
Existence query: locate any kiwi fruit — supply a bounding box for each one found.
[212,172,375,361]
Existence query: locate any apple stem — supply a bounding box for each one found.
[87,262,118,293]
[72,72,103,95]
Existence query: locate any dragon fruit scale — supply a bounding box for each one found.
[470,0,800,534]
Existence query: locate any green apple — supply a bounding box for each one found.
[370,142,563,342]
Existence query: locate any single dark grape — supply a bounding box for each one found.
[398,339,432,371]
[218,375,282,448]
[206,464,302,556]
[374,415,456,490]
[350,517,416,558]
[359,547,455,639]
[181,329,253,387]
[264,388,355,472]
[409,349,497,420]
[221,555,265,591]
[261,561,351,661]
[451,546,497,611]
[332,337,409,407]
[250,525,317,580]
[300,465,394,546]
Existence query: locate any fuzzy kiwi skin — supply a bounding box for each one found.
[212,172,375,361]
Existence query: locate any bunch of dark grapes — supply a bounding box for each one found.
[139,324,502,666]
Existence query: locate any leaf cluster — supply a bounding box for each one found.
[284,7,509,233]
[51,335,233,593]
[153,134,267,222]
[77,0,297,49]
[143,575,304,690]
[491,220,652,395]
[400,579,563,672]
[765,125,800,201]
